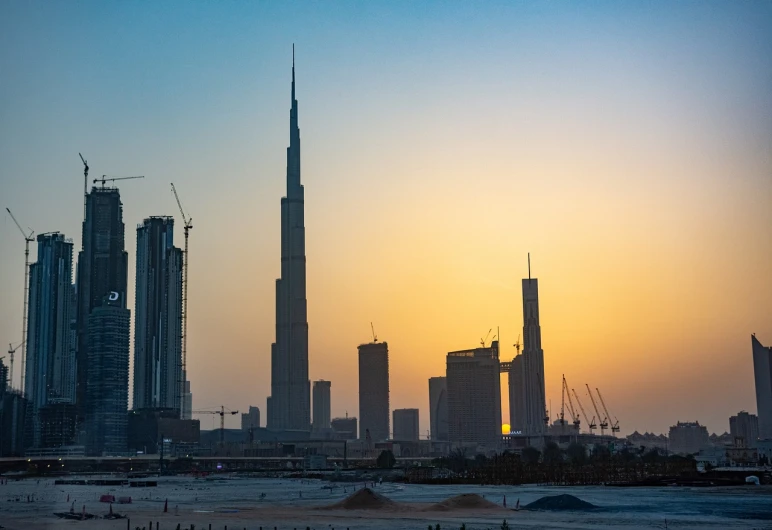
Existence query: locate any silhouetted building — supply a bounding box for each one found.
[241,406,261,431]
[508,353,525,434]
[669,421,710,454]
[268,52,310,432]
[393,408,419,441]
[521,267,546,436]
[128,408,200,455]
[312,380,331,432]
[133,217,183,416]
[446,341,501,444]
[38,403,77,449]
[752,335,772,440]
[0,390,29,457]
[331,416,357,440]
[0,354,8,396]
[730,411,759,448]
[428,376,448,441]
[85,292,130,455]
[358,342,389,441]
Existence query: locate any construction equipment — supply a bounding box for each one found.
[597,388,620,434]
[193,406,238,446]
[513,334,521,354]
[6,208,34,395]
[572,388,596,433]
[79,153,89,219]
[370,322,378,343]
[480,328,492,348]
[563,376,581,430]
[586,383,608,435]
[171,183,193,416]
[559,375,567,426]
[6,341,24,391]
[93,175,144,189]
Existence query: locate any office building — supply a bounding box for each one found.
[312,380,331,432]
[268,51,310,432]
[752,335,772,440]
[428,376,448,441]
[393,408,419,441]
[128,408,200,455]
[521,265,547,436]
[730,411,759,448]
[669,421,710,454]
[0,390,29,457]
[133,217,183,416]
[38,403,77,449]
[446,341,502,444]
[241,406,261,431]
[507,353,525,434]
[331,416,358,440]
[85,292,130,456]
[358,341,390,441]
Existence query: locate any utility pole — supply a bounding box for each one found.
[6,208,34,395]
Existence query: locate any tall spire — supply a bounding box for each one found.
[291,44,296,102]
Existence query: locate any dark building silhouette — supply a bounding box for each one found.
[0,390,29,457]
[752,335,772,440]
[508,353,525,434]
[268,50,310,431]
[128,408,199,455]
[331,416,358,440]
[358,341,390,441]
[428,376,448,441]
[393,408,419,441]
[312,380,331,433]
[38,403,77,449]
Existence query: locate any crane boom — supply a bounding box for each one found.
[193,406,238,445]
[563,376,580,428]
[597,388,620,434]
[6,341,24,391]
[572,388,596,432]
[6,208,33,396]
[586,383,608,434]
[171,183,193,418]
[79,153,89,220]
[94,175,144,188]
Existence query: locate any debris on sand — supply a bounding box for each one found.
[427,493,503,511]
[523,494,597,511]
[54,512,96,520]
[321,488,399,510]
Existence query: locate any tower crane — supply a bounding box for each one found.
[193,406,238,446]
[6,341,24,391]
[93,175,144,189]
[171,183,193,418]
[370,322,378,343]
[586,383,608,435]
[6,208,34,395]
[572,388,596,433]
[79,153,89,219]
[480,328,492,348]
[596,388,620,434]
[563,376,580,430]
[513,333,521,354]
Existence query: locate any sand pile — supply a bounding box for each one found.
[322,488,398,510]
[523,494,597,511]
[427,493,503,511]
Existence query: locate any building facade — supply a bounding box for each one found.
[331,416,358,440]
[428,376,448,441]
[393,408,419,441]
[268,51,310,432]
[730,411,759,448]
[312,380,331,432]
[446,341,501,444]
[133,217,183,416]
[508,353,525,434]
[668,421,710,454]
[752,335,772,440]
[521,273,546,436]
[241,406,261,431]
[358,341,390,441]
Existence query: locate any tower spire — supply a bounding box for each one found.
[291,44,296,102]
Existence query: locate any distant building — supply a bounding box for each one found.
[241,406,261,431]
[0,356,7,396]
[38,403,78,449]
[446,341,501,444]
[331,416,357,440]
[521,271,546,436]
[358,342,389,441]
[128,408,200,455]
[312,380,331,432]
[507,354,525,434]
[393,408,419,441]
[668,421,710,454]
[0,390,29,457]
[752,335,772,440]
[428,377,448,441]
[730,411,759,448]
[627,431,669,450]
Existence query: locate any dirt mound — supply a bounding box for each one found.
[428,493,503,511]
[322,488,398,510]
[523,494,597,511]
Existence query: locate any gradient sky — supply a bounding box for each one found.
[1,1,770,436]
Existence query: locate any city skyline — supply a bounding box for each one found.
[1,2,771,436]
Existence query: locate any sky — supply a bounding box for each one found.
[1,1,771,436]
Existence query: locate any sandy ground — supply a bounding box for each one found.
[1,476,771,530]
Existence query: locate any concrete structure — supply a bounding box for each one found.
[752,335,772,440]
[521,270,547,436]
[268,51,310,432]
[446,341,501,444]
[668,421,710,454]
[312,380,331,432]
[127,408,200,455]
[331,416,357,440]
[730,411,759,448]
[358,341,390,441]
[85,292,130,456]
[507,353,525,434]
[241,406,261,431]
[428,376,448,441]
[0,390,29,457]
[38,403,77,449]
[133,217,183,416]
[393,408,419,441]
[76,187,128,423]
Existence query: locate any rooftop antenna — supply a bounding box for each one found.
[528,253,531,281]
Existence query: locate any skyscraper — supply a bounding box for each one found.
[752,335,772,440]
[358,341,389,441]
[521,263,546,436]
[393,408,419,441]
[508,353,525,434]
[133,217,183,416]
[268,49,310,431]
[428,376,448,441]
[241,406,260,431]
[76,187,128,422]
[730,411,759,448]
[312,380,331,432]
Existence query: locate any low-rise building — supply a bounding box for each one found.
[669,421,710,454]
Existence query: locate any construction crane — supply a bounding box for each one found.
[586,383,608,435]
[93,175,144,189]
[6,341,24,391]
[596,388,620,434]
[480,328,492,348]
[193,406,238,446]
[563,376,581,430]
[370,322,378,343]
[537,372,549,426]
[79,153,89,219]
[6,208,34,395]
[171,183,193,417]
[572,388,596,433]
[513,334,521,354]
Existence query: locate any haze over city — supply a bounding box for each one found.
[1,1,771,437]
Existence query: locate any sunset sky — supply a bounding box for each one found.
[1,1,770,436]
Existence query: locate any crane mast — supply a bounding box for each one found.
[79,153,89,220]
[6,341,24,391]
[6,208,34,395]
[572,388,596,433]
[562,375,580,429]
[171,183,193,418]
[597,388,620,434]
[586,383,608,435]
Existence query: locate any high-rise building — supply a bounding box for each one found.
[393,408,419,441]
[521,269,546,436]
[241,406,261,431]
[268,50,310,432]
[508,353,525,434]
[0,357,7,396]
[76,187,128,422]
[730,411,759,448]
[133,217,183,416]
[0,390,29,457]
[428,377,448,441]
[331,416,357,440]
[446,341,501,444]
[358,342,390,441]
[85,292,130,456]
[752,335,772,440]
[312,380,331,432]
[668,421,710,454]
